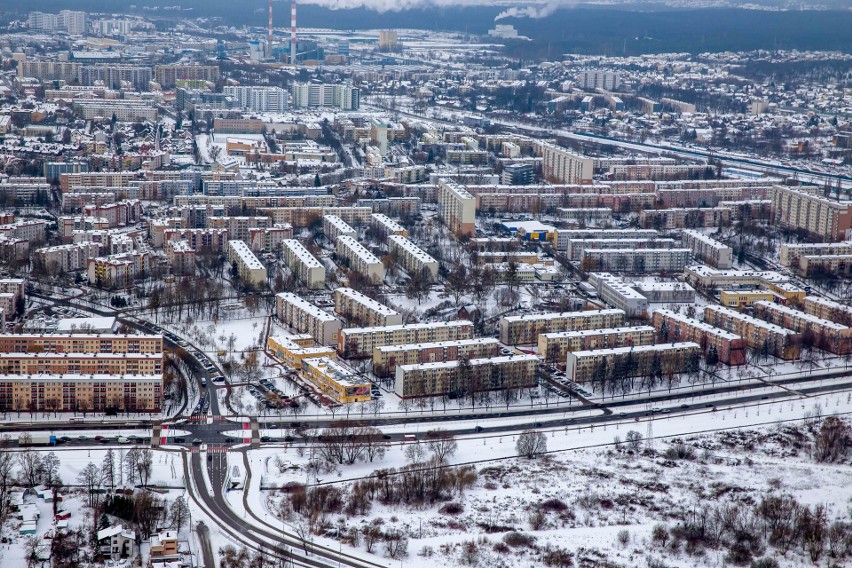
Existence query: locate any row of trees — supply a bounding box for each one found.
[653,492,852,565]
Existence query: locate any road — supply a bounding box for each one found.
[184,450,386,568]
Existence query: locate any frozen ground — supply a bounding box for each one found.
[231,387,852,568]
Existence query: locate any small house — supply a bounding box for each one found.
[97,525,136,562]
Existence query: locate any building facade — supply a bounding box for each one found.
[499,309,626,346]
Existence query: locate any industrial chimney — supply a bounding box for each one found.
[291,2,297,66]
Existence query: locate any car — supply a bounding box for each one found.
[94,435,103,441]
[284,436,295,442]
[207,454,212,462]
[680,404,689,409]
[192,438,202,445]
[474,426,484,433]
[117,436,129,444]
[662,409,671,414]
[261,436,273,442]
[618,412,627,417]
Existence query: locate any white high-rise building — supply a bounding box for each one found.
[223,86,288,113]
[28,10,88,35]
[290,83,359,111]
[578,70,621,91]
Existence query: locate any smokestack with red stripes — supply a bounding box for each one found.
[291,2,297,66]
[267,0,273,57]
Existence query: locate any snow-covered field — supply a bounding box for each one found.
[232,388,852,568]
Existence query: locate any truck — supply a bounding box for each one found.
[19,433,56,446]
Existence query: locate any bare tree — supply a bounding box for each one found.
[404,441,428,464]
[41,452,61,487]
[132,491,162,540]
[170,496,190,533]
[516,430,547,459]
[77,462,101,509]
[425,429,458,463]
[17,447,43,487]
[136,449,153,486]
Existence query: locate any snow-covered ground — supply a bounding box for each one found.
[229,388,852,568]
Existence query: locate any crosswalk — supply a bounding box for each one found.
[189,445,229,453]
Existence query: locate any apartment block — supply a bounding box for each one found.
[336,235,385,284]
[370,213,408,238]
[779,242,852,269]
[35,241,102,274]
[387,235,439,281]
[652,309,746,365]
[538,326,655,364]
[223,85,288,112]
[0,334,162,354]
[799,255,852,278]
[209,216,272,242]
[704,305,801,360]
[166,240,196,275]
[587,273,649,317]
[581,248,692,274]
[227,240,267,289]
[436,180,476,237]
[539,142,594,184]
[753,301,852,355]
[802,296,852,326]
[163,228,228,253]
[0,220,49,243]
[333,287,402,327]
[86,251,151,289]
[639,207,732,230]
[300,357,372,404]
[499,309,626,346]
[248,226,293,253]
[0,374,162,413]
[0,352,161,376]
[772,185,852,242]
[281,239,325,289]
[682,229,733,269]
[338,320,473,358]
[555,229,659,253]
[323,215,357,242]
[565,238,676,262]
[275,293,341,346]
[566,342,701,384]
[356,197,421,217]
[395,354,538,398]
[0,332,163,413]
[373,337,500,378]
[18,60,82,83]
[290,83,360,110]
[154,65,220,87]
[259,206,372,228]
